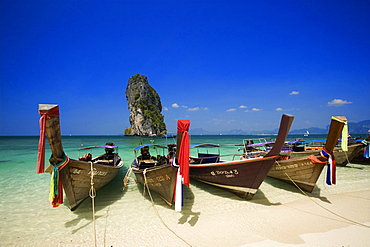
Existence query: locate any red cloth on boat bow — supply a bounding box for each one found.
[177,119,190,187]
[36,106,59,174]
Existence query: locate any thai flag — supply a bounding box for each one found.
[171,155,179,168]
[170,154,183,211]
[175,169,183,212]
[364,143,370,159]
[322,149,336,185]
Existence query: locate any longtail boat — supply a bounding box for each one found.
[286,141,368,166]
[278,136,369,167]
[267,116,347,192]
[243,135,369,167]
[36,104,123,211]
[189,114,294,200]
[130,143,178,206]
[128,119,190,209]
[330,135,370,166]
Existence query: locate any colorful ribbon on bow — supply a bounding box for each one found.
[49,153,69,207]
[175,119,190,212]
[307,147,337,186]
[321,148,336,185]
[364,141,370,159]
[341,121,348,152]
[171,155,179,168]
[177,119,190,187]
[36,106,60,174]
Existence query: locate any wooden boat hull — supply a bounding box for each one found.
[283,143,364,167]
[60,159,122,211]
[333,144,364,166]
[190,156,277,199]
[269,116,347,192]
[189,114,294,199]
[268,157,326,193]
[132,163,178,206]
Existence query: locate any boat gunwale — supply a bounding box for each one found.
[189,155,277,168]
[130,162,175,173]
[70,157,124,168]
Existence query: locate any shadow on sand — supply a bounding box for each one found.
[264,176,331,204]
[64,167,128,234]
[190,179,283,207]
[342,163,368,169]
[177,186,200,226]
[135,182,201,227]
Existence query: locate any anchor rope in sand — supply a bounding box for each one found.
[343,150,352,167]
[122,166,136,189]
[275,161,370,229]
[89,161,97,247]
[143,169,192,247]
[104,205,111,247]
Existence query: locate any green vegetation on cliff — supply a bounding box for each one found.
[124,127,132,135]
[125,74,167,136]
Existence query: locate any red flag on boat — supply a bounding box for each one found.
[177,119,190,187]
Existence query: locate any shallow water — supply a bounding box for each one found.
[0,134,368,246]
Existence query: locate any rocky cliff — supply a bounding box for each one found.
[125,74,167,136]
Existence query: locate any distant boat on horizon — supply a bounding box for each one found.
[304,130,309,137]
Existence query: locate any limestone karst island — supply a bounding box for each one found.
[124,74,167,136]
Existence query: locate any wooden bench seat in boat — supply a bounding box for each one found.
[138,159,157,169]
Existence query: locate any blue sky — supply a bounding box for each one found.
[1,0,369,135]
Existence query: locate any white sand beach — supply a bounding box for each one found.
[1,160,369,247]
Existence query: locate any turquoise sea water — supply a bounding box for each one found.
[0,134,368,246]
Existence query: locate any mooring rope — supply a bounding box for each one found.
[142,169,192,247]
[122,166,135,189]
[89,162,97,247]
[343,150,352,167]
[275,161,370,229]
[104,205,111,247]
